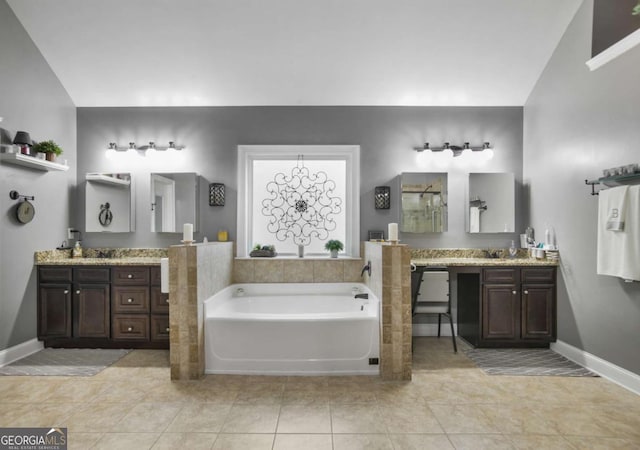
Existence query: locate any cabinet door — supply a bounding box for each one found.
[38,283,72,338]
[482,284,519,340]
[521,284,555,340]
[74,283,110,338]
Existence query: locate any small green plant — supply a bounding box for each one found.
[33,140,63,156]
[324,239,344,252]
[253,244,275,252]
[634,1,640,15]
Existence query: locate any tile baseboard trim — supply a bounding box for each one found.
[0,338,43,367]
[412,323,458,337]
[551,340,640,396]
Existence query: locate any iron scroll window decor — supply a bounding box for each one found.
[261,155,342,246]
[99,202,113,226]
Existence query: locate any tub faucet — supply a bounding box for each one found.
[361,260,371,277]
[354,293,369,299]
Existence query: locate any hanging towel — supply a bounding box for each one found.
[469,207,480,233]
[597,185,640,281]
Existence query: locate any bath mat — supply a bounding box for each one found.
[464,348,597,377]
[0,348,131,376]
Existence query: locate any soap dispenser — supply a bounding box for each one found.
[509,240,517,258]
[72,240,83,258]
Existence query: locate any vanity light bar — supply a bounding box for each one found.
[107,141,186,152]
[414,142,491,157]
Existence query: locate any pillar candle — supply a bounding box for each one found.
[388,222,398,241]
[183,223,193,242]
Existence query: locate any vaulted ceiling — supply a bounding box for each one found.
[7,0,582,107]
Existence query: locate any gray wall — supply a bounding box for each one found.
[0,0,77,351]
[524,0,640,375]
[77,107,523,251]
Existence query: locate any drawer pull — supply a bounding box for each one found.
[127,274,133,279]
[76,290,81,294]
[165,327,170,333]
[127,327,133,332]
[512,290,517,295]
[165,299,170,303]
[524,290,529,295]
[127,298,133,303]
[64,290,69,294]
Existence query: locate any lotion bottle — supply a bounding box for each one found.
[72,240,83,258]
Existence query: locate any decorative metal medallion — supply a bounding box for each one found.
[261,155,342,246]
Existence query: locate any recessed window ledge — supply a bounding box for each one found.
[586,28,640,71]
[235,255,362,261]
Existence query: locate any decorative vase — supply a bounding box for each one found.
[330,249,338,258]
[35,153,46,160]
[45,153,56,162]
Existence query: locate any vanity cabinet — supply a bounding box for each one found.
[38,267,110,339]
[37,264,168,349]
[457,266,556,347]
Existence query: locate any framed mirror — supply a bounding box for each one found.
[150,172,198,232]
[400,172,448,233]
[467,172,515,233]
[85,173,134,232]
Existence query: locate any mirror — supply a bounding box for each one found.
[468,172,515,233]
[150,172,198,232]
[400,172,448,233]
[85,173,134,232]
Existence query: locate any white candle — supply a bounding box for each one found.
[388,223,398,241]
[183,223,193,242]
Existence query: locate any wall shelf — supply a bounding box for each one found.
[585,172,640,195]
[0,152,69,172]
[86,173,131,187]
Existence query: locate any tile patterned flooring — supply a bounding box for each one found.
[0,337,639,449]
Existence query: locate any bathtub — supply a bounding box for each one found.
[204,283,380,375]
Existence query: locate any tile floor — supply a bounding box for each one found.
[0,337,639,449]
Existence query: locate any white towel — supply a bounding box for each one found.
[597,185,640,281]
[469,207,480,233]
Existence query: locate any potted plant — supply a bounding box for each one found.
[324,239,344,258]
[33,140,63,162]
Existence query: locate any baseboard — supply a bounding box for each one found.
[412,323,458,337]
[0,339,43,367]
[551,340,640,396]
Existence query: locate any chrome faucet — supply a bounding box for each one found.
[354,293,369,299]
[361,260,371,277]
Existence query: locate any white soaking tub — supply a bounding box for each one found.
[204,283,380,375]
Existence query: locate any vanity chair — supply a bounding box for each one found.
[411,267,457,353]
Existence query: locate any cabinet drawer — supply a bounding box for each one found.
[521,267,556,283]
[112,267,150,285]
[112,286,149,313]
[112,315,149,340]
[39,267,72,283]
[150,315,170,341]
[150,266,162,286]
[150,286,170,314]
[483,268,517,284]
[74,267,110,283]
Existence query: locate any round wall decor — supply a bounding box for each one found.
[16,200,35,224]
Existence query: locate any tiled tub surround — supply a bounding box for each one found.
[232,257,365,283]
[363,242,412,381]
[35,248,167,266]
[169,242,233,380]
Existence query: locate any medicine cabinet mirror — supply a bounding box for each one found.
[400,172,448,233]
[467,172,515,233]
[150,172,199,232]
[85,173,134,233]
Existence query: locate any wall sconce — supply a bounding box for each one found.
[209,183,225,206]
[414,141,492,158]
[13,131,33,155]
[374,186,391,209]
[106,141,186,156]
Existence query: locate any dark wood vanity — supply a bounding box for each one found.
[38,264,169,349]
[454,265,556,347]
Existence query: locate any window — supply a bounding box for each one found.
[238,145,360,257]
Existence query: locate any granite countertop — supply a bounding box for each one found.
[35,248,167,266]
[411,257,558,267]
[410,248,559,267]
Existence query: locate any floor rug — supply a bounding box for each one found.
[0,348,131,376]
[465,348,597,377]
